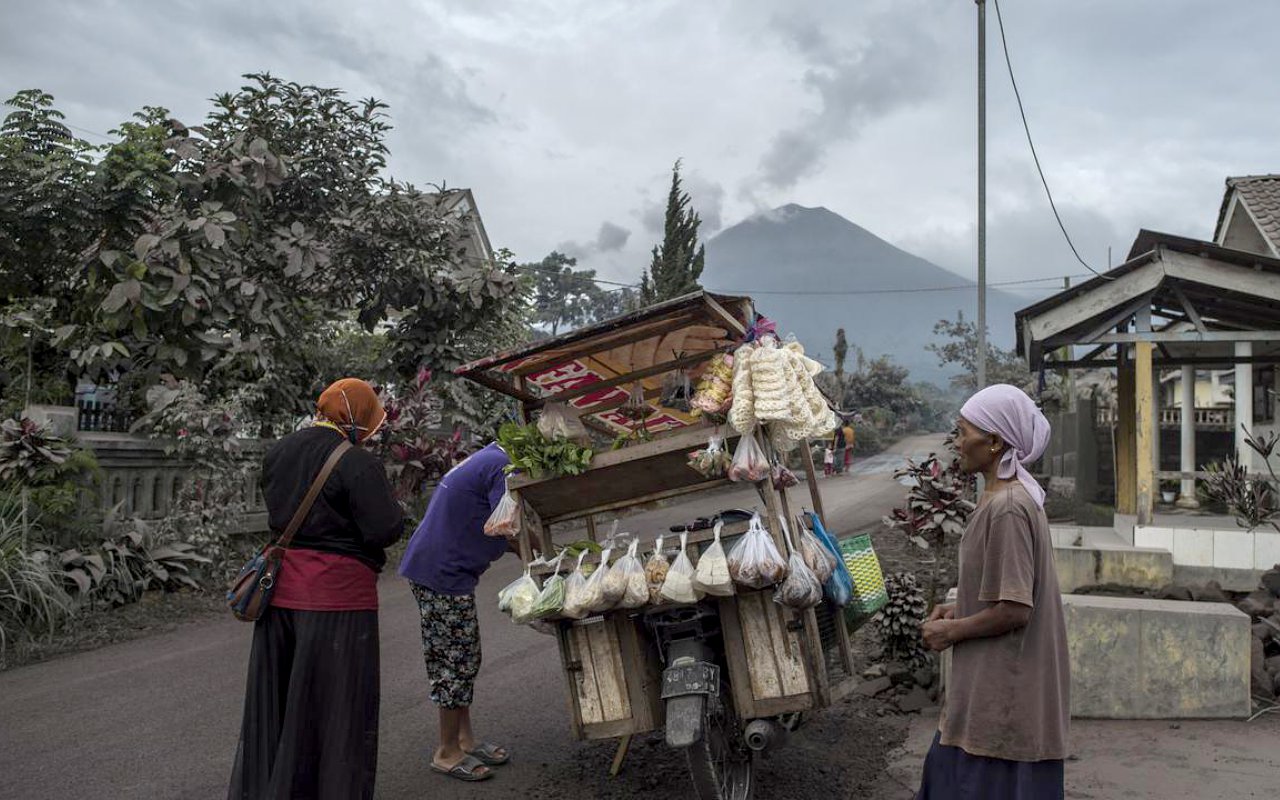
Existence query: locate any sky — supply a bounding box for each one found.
[5,0,1279,300]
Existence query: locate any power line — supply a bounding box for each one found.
[991,0,1110,280]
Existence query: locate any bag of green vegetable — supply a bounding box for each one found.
[504,564,542,624]
[660,531,703,604]
[531,554,569,620]
[693,521,734,597]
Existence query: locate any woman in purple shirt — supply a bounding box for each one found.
[399,442,515,782]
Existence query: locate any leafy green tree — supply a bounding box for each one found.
[640,160,705,305]
[928,312,1032,392]
[529,251,605,336]
[0,76,522,430]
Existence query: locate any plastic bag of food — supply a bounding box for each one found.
[660,531,703,604]
[691,353,734,416]
[613,539,650,609]
[693,521,734,597]
[583,546,617,613]
[645,536,670,604]
[661,366,693,412]
[483,481,521,537]
[726,513,788,589]
[727,432,770,483]
[561,551,592,619]
[506,567,542,624]
[771,464,798,490]
[808,512,853,607]
[529,554,569,620]
[687,433,731,478]
[774,519,823,609]
[619,381,653,422]
[537,401,590,443]
[796,516,837,584]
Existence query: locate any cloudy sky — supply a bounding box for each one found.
[5,0,1278,299]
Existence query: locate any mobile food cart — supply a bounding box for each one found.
[456,292,879,800]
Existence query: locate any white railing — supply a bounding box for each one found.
[1096,407,1234,429]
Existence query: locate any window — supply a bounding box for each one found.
[1256,366,1276,424]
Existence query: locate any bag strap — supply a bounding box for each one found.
[275,440,353,549]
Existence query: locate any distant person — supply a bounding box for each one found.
[399,441,532,783]
[229,378,405,800]
[823,446,835,476]
[916,384,1068,800]
[831,424,847,474]
[841,420,856,472]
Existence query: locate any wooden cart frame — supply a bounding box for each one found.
[457,291,863,741]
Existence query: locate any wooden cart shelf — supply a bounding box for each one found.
[510,425,742,525]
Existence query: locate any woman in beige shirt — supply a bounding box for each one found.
[916,384,1069,800]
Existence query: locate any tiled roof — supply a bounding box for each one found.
[1214,174,1280,253]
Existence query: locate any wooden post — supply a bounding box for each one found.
[1115,348,1137,516]
[1135,342,1155,526]
[798,438,827,522]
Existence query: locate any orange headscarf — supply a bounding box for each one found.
[316,378,387,444]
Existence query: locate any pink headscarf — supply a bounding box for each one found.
[960,384,1051,507]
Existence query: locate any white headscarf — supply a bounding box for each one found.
[960,384,1052,507]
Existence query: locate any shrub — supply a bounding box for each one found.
[0,498,72,660]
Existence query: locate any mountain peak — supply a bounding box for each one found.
[748,203,834,224]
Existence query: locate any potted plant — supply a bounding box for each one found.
[1160,480,1179,505]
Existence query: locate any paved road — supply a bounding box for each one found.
[0,434,943,800]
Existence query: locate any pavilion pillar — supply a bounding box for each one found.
[1115,349,1137,516]
[1135,341,1156,526]
[1235,343,1255,470]
[1177,366,1200,508]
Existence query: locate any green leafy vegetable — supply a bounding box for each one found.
[497,422,594,480]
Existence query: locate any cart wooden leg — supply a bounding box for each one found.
[798,437,827,522]
[610,734,632,778]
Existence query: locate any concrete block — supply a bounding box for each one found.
[1134,526,1174,553]
[1255,533,1280,571]
[1214,530,1255,570]
[1064,595,1143,718]
[1053,545,1173,593]
[1064,594,1251,719]
[1174,565,1266,594]
[1173,528,1214,567]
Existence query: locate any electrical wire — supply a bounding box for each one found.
[991,0,1111,280]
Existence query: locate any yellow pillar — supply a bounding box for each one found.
[1135,342,1156,526]
[1115,354,1137,515]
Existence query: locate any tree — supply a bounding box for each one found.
[528,251,604,336]
[641,160,705,305]
[816,353,923,432]
[833,328,849,380]
[0,77,523,430]
[928,312,1035,391]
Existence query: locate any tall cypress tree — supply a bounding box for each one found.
[641,160,705,305]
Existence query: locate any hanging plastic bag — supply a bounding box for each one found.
[531,554,569,620]
[693,521,734,597]
[619,381,653,422]
[537,401,590,444]
[688,432,731,478]
[582,546,617,613]
[726,513,788,589]
[796,516,837,584]
[483,480,521,537]
[808,512,853,607]
[561,551,592,619]
[506,564,542,624]
[771,463,798,490]
[661,363,693,412]
[774,519,823,609]
[660,531,703,604]
[728,432,770,483]
[645,536,670,604]
[691,352,734,417]
[613,539,650,609]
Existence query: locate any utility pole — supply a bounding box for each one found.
[976,0,988,391]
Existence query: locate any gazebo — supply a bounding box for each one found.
[1015,229,1280,530]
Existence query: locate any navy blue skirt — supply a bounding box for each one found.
[917,731,1064,800]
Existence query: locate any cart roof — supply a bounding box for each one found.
[456,291,754,435]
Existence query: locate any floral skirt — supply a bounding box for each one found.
[410,583,481,709]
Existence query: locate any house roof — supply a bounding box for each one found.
[1015,230,1280,368]
[429,188,494,265]
[1213,174,1280,253]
